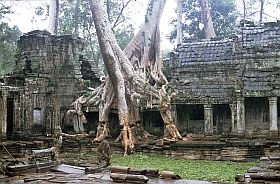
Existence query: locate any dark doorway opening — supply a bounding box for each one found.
[142,111,164,137]
[109,112,121,139]
[84,112,99,133]
[245,97,269,132]
[213,104,231,135]
[7,98,14,139]
[177,104,204,134]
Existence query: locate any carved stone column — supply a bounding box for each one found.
[268,97,278,131]
[204,104,213,135]
[229,103,237,133]
[236,97,245,133]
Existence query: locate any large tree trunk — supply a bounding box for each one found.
[71,0,183,155]
[74,0,81,36]
[48,0,59,35]
[198,0,216,39]
[177,0,183,46]
[90,0,138,155]
[259,0,264,24]
[242,0,246,19]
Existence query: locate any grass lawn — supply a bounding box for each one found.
[111,153,256,182]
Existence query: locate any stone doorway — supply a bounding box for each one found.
[177,104,204,134]
[245,97,269,133]
[6,97,14,139]
[142,111,164,137]
[213,104,231,135]
[83,112,99,134]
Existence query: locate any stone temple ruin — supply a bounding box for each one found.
[0,22,280,163]
[165,21,280,137]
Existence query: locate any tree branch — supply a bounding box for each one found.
[112,0,133,30]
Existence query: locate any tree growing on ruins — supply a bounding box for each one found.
[69,0,182,155]
[171,0,237,40]
[48,0,59,35]
[198,0,216,38]
[177,0,183,45]
[58,0,135,67]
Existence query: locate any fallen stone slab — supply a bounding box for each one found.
[146,168,159,178]
[128,168,147,175]
[6,163,37,172]
[85,166,104,174]
[249,173,280,180]
[110,173,149,183]
[51,164,85,174]
[6,167,37,177]
[24,175,56,182]
[109,166,130,174]
[160,171,181,180]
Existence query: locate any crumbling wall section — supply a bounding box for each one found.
[7,30,84,136]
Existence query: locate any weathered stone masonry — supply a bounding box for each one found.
[1,22,280,141]
[3,30,85,138]
[0,84,19,139]
[165,22,280,137]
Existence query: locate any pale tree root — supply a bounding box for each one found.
[93,121,110,142]
[122,125,135,156]
[164,124,183,141]
[114,122,156,145]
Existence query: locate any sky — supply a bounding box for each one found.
[2,0,280,49]
[3,0,177,49]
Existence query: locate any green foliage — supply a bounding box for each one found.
[58,0,135,67]
[0,3,21,77]
[171,0,238,40]
[83,79,91,88]
[111,153,256,182]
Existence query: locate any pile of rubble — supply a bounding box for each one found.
[235,153,280,183]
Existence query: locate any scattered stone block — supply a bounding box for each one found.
[235,174,245,182]
[110,173,149,183]
[128,168,147,175]
[85,166,103,174]
[109,166,130,174]
[146,168,159,178]
[160,171,181,180]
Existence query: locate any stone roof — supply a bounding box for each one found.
[165,21,280,103]
[176,39,235,64]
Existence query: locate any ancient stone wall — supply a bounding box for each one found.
[165,21,280,135]
[0,84,20,139]
[6,30,85,137]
